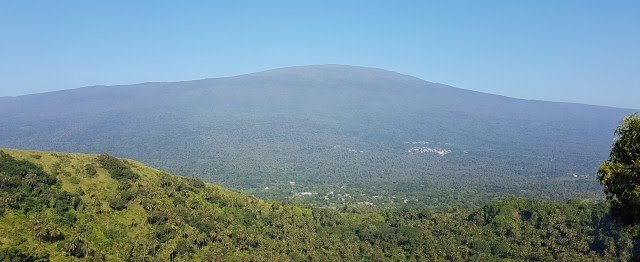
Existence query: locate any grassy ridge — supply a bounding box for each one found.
[0,148,637,261]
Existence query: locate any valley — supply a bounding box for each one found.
[0,65,633,210]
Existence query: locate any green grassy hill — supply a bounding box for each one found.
[0,148,637,261]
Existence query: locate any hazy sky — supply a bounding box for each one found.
[0,1,638,108]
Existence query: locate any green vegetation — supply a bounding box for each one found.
[96,154,138,180]
[2,65,634,212]
[1,148,638,261]
[599,113,640,225]
[0,151,80,216]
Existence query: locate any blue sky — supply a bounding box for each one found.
[0,1,638,108]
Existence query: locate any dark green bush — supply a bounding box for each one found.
[108,198,127,211]
[62,237,86,258]
[34,223,64,242]
[96,154,138,180]
[147,211,169,225]
[84,164,97,177]
[0,151,80,215]
[155,225,175,243]
[186,178,206,188]
[0,247,49,261]
[173,240,194,256]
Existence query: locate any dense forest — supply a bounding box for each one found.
[1,148,638,261]
[1,65,634,210]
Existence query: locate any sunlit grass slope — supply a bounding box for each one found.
[0,148,384,261]
[0,148,636,261]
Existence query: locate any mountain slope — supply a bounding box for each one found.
[0,148,636,261]
[0,65,636,207]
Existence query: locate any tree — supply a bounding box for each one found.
[598,113,640,225]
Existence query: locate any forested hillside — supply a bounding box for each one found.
[1,148,637,261]
[0,65,635,208]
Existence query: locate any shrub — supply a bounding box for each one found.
[96,154,138,180]
[34,223,64,242]
[186,178,206,189]
[108,198,127,211]
[0,247,48,261]
[84,164,97,177]
[147,211,169,225]
[62,237,86,258]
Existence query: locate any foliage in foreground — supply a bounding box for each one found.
[0,149,638,261]
[599,113,640,225]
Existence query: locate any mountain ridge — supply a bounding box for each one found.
[0,65,637,209]
[1,64,634,110]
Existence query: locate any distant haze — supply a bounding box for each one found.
[1,64,637,205]
[0,2,639,108]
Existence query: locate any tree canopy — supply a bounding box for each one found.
[598,113,640,225]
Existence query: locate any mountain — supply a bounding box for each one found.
[0,65,636,207]
[0,148,635,260]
